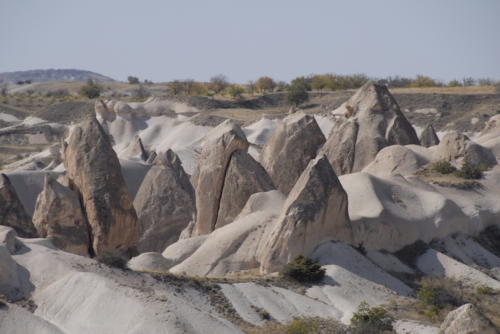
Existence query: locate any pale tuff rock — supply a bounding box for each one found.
[63,117,139,261]
[122,135,148,161]
[434,130,496,167]
[215,150,275,229]
[191,120,249,236]
[32,175,89,257]
[134,150,195,253]
[321,119,358,175]
[362,145,429,177]
[261,112,326,194]
[0,226,17,254]
[420,124,440,147]
[259,155,352,274]
[440,303,496,334]
[127,252,172,272]
[0,174,36,238]
[323,81,419,175]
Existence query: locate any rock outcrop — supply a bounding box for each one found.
[191,120,249,236]
[322,81,420,175]
[127,252,171,272]
[434,131,496,168]
[0,174,36,238]
[63,117,139,262]
[261,112,326,194]
[32,175,89,256]
[362,145,429,177]
[215,150,275,229]
[440,303,496,334]
[259,155,352,274]
[420,124,440,147]
[134,150,195,253]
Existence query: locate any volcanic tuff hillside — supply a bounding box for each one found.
[1,81,500,333]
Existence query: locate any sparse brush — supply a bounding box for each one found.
[280,255,325,283]
[350,302,393,334]
[431,160,456,174]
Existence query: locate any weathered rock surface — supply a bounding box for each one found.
[122,135,148,161]
[0,226,17,254]
[191,120,249,236]
[63,117,139,262]
[321,119,358,175]
[0,174,36,238]
[434,131,496,167]
[261,112,326,194]
[323,81,419,175]
[215,150,275,229]
[420,124,440,147]
[362,145,429,177]
[259,155,352,274]
[127,252,171,272]
[134,150,195,253]
[32,175,89,256]
[440,303,496,334]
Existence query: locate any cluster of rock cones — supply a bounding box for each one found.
[1,81,498,275]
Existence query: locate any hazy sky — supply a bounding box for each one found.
[1,0,499,83]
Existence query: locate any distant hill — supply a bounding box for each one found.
[0,69,115,84]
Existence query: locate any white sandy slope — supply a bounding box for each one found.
[416,248,500,289]
[7,237,243,334]
[306,241,412,324]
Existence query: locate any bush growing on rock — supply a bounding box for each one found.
[280,255,325,283]
[431,160,456,174]
[456,159,483,179]
[350,302,393,334]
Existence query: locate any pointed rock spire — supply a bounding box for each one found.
[322,81,420,175]
[259,155,352,274]
[134,149,196,253]
[32,175,90,256]
[63,117,139,262]
[190,120,249,236]
[215,150,275,229]
[0,174,36,238]
[261,112,326,194]
[419,124,440,147]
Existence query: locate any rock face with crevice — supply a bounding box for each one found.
[190,120,249,236]
[261,112,326,194]
[134,150,195,253]
[440,303,496,334]
[420,123,440,147]
[0,174,36,238]
[215,150,275,229]
[259,155,352,274]
[63,117,139,262]
[32,175,89,256]
[322,81,420,175]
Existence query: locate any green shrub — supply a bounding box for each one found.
[284,318,318,334]
[431,160,456,174]
[455,159,482,179]
[225,84,245,100]
[281,255,325,283]
[79,79,102,99]
[285,78,309,106]
[350,302,393,334]
[416,283,441,308]
[476,285,495,295]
